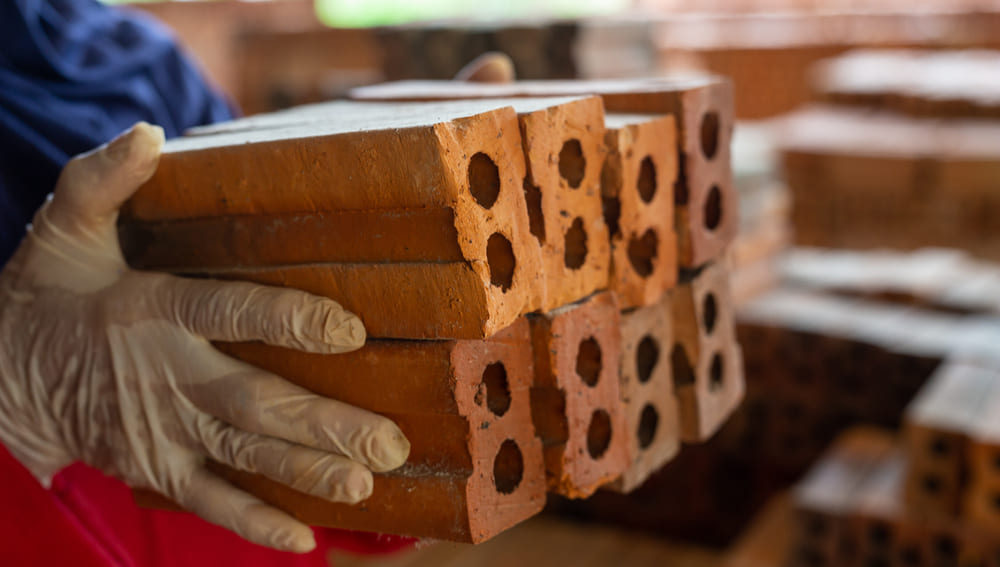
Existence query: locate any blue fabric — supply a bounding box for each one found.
[0,0,234,266]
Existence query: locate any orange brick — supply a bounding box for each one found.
[351,77,738,268]
[138,319,545,543]
[671,262,745,443]
[529,292,629,498]
[602,113,679,309]
[122,100,546,339]
[608,294,681,493]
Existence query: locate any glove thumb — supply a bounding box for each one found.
[16,123,165,293]
[48,122,165,234]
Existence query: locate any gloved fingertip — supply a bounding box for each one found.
[368,423,411,473]
[276,526,317,554]
[339,465,374,503]
[326,311,366,350]
[105,122,164,166]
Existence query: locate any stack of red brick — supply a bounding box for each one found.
[778,49,1000,259]
[119,77,744,543]
[789,413,1000,567]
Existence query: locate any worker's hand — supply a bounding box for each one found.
[455,52,516,83]
[0,123,410,553]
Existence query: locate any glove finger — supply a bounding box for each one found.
[202,422,374,504]
[174,467,317,553]
[49,122,165,232]
[162,276,365,353]
[187,355,409,473]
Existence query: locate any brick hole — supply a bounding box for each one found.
[710,352,724,391]
[637,404,659,449]
[898,547,922,567]
[468,152,501,209]
[701,111,720,160]
[869,522,891,548]
[627,229,658,278]
[840,536,859,562]
[929,436,950,458]
[671,344,695,387]
[992,451,1000,471]
[865,556,890,567]
[804,514,827,539]
[559,139,586,189]
[481,362,511,417]
[522,177,546,243]
[602,196,621,238]
[922,474,943,495]
[991,491,1000,512]
[704,185,723,231]
[934,536,958,561]
[797,546,826,567]
[636,335,660,384]
[702,293,718,334]
[486,233,516,291]
[493,439,524,495]
[674,148,688,205]
[564,217,588,269]
[587,409,612,459]
[576,337,602,387]
[637,156,657,203]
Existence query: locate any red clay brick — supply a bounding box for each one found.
[602,113,679,310]
[350,77,738,268]
[608,293,681,493]
[137,319,545,543]
[122,100,547,340]
[671,262,745,443]
[528,291,629,498]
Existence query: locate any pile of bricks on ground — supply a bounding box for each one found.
[777,49,1000,258]
[555,247,1000,545]
[119,77,745,543]
[786,418,1000,567]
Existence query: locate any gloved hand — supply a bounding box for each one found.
[0,123,410,553]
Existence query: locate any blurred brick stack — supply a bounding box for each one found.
[119,76,744,543]
[778,49,1000,259]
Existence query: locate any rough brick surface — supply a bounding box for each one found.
[350,77,738,268]
[512,97,611,311]
[139,319,546,543]
[671,262,745,443]
[608,294,680,493]
[602,114,679,309]
[529,292,629,498]
[121,100,548,340]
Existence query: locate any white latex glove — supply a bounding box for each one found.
[0,123,410,553]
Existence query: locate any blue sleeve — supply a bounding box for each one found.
[0,0,235,266]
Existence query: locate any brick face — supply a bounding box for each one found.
[671,262,745,442]
[529,292,630,498]
[609,293,681,493]
[602,113,679,309]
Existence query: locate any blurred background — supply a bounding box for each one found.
[111,1,1000,565]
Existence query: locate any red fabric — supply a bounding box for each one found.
[0,443,414,566]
